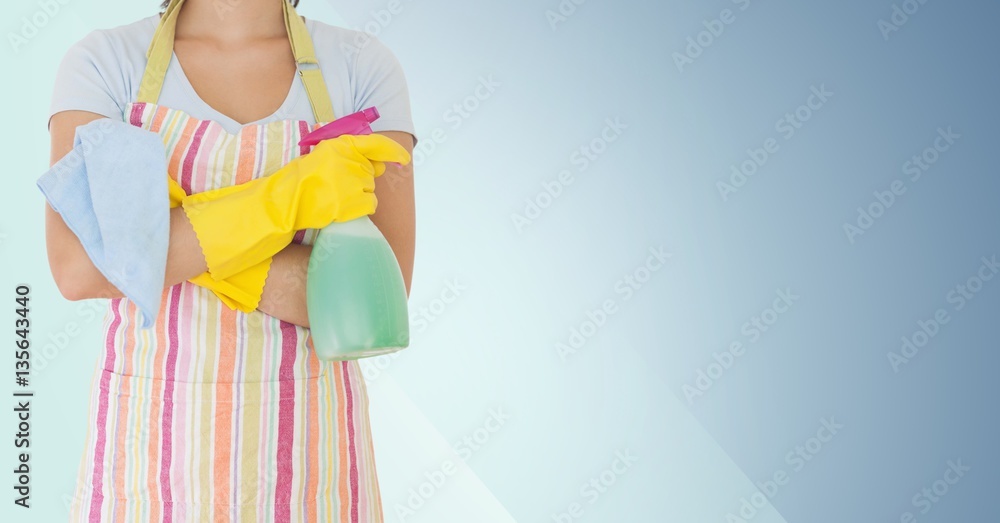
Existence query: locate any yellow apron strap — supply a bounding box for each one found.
[283,1,336,123]
[137,0,335,122]
[136,0,183,104]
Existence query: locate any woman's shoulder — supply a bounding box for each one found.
[304,17,400,64]
[49,15,159,124]
[304,17,366,46]
[65,14,158,62]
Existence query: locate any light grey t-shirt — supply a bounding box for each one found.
[49,14,415,137]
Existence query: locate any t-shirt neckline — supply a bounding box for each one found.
[145,15,309,133]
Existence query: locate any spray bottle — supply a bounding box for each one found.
[298,108,410,360]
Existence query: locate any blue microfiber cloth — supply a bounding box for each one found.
[37,119,169,329]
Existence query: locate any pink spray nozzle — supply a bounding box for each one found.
[298,107,382,147]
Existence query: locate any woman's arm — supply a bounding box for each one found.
[370,130,416,296]
[49,112,414,325]
[256,130,416,326]
[46,110,209,300]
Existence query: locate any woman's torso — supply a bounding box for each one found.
[62,8,406,519]
[91,15,371,381]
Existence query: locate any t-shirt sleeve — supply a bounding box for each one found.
[352,36,415,139]
[48,30,128,130]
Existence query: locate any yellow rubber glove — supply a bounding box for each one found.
[168,177,271,312]
[181,133,411,282]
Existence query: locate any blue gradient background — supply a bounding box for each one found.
[1,0,998,521]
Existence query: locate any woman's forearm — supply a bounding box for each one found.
[257,243,312,326]
[50,190,308,322]
[45,204,209,300]
[47,110,210,301]
[164,206,210,286]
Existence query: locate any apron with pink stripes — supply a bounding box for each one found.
[67,1,385,521]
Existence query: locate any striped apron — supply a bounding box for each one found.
[67,1,384,521]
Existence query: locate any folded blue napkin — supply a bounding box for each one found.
[37,119,169,328]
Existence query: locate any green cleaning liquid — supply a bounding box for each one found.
[306,216,410,360]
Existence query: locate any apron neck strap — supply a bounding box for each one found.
[136,0,336,123]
